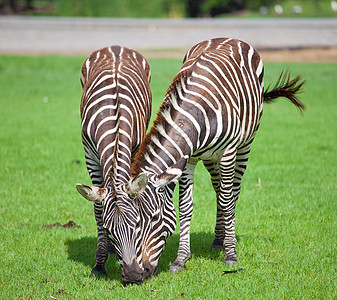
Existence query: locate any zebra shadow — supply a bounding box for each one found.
[65,231,241,280]
[65,237,122,282]
[158,231,235,274]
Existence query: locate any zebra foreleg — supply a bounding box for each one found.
[169,163,196,273]
[92,202,109,276]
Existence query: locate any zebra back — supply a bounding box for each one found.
[80,46,152,186]
[131,38,264,177]
[181,37,265,134]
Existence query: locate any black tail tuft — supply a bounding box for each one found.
[263,70,306,113]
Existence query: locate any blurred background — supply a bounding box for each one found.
[1,0,337,18]
[0,3,336,298]
[0,1,336,59]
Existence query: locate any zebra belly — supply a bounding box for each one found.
[191,147,226,163]
[191,128,242,163]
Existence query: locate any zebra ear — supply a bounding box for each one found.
[127,173,148,198]
[155,168,182,187]
[155,156,188,187]
[76,184,108,203]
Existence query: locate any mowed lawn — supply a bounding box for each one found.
[0,55,336,299]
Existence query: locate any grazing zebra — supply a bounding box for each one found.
[82,37,305,282]
[75,46,152,283]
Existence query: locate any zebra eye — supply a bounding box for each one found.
[152,213,160,221]
[158,186,165,193]
[135,221,141,229]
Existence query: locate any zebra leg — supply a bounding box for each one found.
[91,202,109,276]
[233,143,253,203]
[212,203,226,250]
[169,162,196,273]
[85,156,109,276]
[219,148,238,265]
[202,161,225,250]
[213,143,253,264]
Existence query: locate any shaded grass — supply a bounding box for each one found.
[0,55,336,299]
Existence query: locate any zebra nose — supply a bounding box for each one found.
[121,259,143,285]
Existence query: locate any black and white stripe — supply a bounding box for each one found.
[121,37,304,277]
[76,45,152,280]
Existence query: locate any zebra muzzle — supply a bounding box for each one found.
[121,259,143,285]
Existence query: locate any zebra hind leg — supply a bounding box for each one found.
[203,161,225,250]
[222,143,253,264]
[219,149,238,265]
[219,143,252,265]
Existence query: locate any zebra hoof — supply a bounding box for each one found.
[91,265,106,276]
[210,239,224,250]
[169,261,185,273]
[170,252,191,273]
[224,258,237,266]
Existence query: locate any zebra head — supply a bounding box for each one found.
[76,183,144,284]
[76,158,183,283]
[126,173,177,279]
[119,156,189,279]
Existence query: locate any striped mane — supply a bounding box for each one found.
[130,65,193,178]
[130,45,213,179]
[130,99,171,178]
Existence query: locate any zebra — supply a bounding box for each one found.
[81,37,305,282]
[75,45,152,284]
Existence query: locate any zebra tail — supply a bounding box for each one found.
[263,70,306,113]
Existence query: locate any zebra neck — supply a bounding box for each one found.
[131,125,193,178]
[131,89,199,178]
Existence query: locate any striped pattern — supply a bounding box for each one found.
[79,45,152,278]
[126,37,304,276]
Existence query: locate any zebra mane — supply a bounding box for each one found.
[130,100,171,178]
[130,55,200,179]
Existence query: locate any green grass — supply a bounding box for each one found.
[24,0,183,18]
[241,0,337,18]
[0,55,336,299]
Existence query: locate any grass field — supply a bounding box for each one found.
[0,55,336,299]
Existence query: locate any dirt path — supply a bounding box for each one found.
[259,47,337,62]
